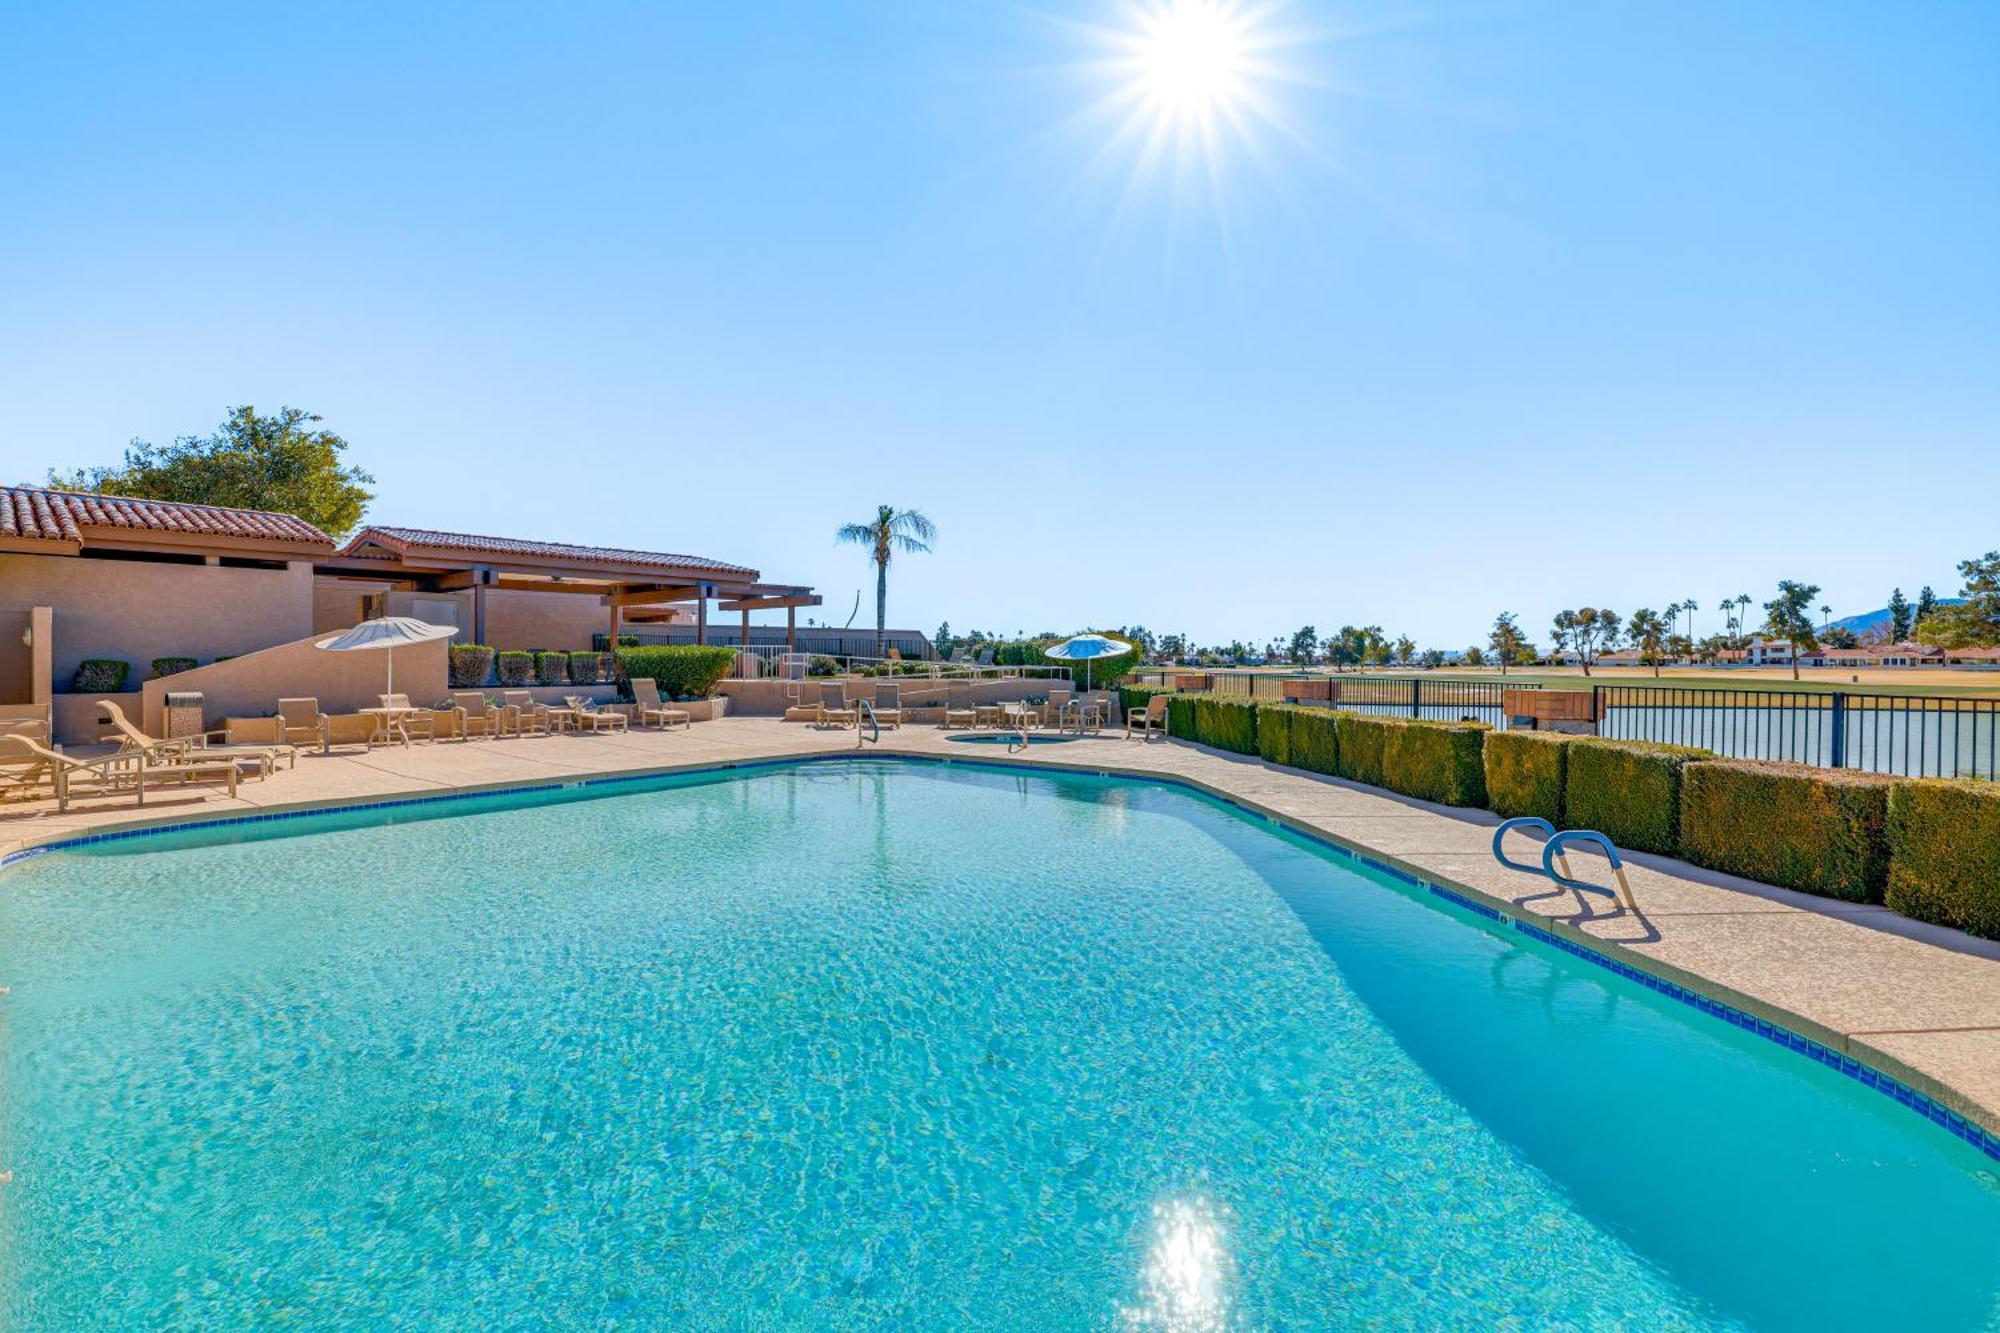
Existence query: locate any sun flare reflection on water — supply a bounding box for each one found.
[1123,1195,1234,1331]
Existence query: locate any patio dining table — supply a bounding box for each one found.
[358,705,425,748]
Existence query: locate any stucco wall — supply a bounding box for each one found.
[2,552,314,691]
[138,632,451,736]
[0,609,31,704]
[310,581,601,652]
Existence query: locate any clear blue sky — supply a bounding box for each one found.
[3,2,1995,649]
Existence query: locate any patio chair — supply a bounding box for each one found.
[816,682,859,729]
[1,733,238,812]
[871,682,904,729]
[1043,688,1072,729]
[500,690,551,736]
[630,678,691,730]
[1125,694,1169,741]
[942,685,977,730]
[277,698,334,754]
[98,700,292,778]
[379,693,437,744]
[449,692,507,740]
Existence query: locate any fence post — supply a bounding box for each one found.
[1410,678,1422,718]
[1830,692,1847,769]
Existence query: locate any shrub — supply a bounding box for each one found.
[1257,703,1295,766]
[449,644,495,688]
[1288,708,1339,776]
[1192,696,1258,754]
[1886,779,2000,938]
[1381,719,1488,807]
[1681,760,1894,902]
[1564,738,1710,856]
[70,658,130,693]
[149,656,197,679]
[1484,730,1572,824]
[1119,685,1162,716]
[614,645,738,701]
[1335,713,1392,788]
[567,651,607,685]
[496,651,536,686]
[1167,693,1199,740]
[535,651,570,686]
[990,634,1145,692]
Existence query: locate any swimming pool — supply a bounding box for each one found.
[4,759,1997,1327]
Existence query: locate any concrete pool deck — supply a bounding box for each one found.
[5,716,2000,1142]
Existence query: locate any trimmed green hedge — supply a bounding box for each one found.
[1484,730,1572,824]
[149,656,197,679]
[1256,702,1292,765]
[449,643,495,689]
[496,651,535,686]
[1119,685,1163,717]
[1565,737,1710,856]
[1192,696,1259,754]
[1381,718,1488,808]
[1886,780,2000,938]
[990,634,1144,692]
[567,650,607,684]
[1335,713,1392,788]
[70,658,129,693]
[1680,760,1895,902]
[534,650,570,686]
[1288,708,1339,776]
[614,645,738,701]
[1167,693,1199,740]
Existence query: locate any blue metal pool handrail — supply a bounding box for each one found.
[1543,830,1637,911]
[1491,817,1636,911]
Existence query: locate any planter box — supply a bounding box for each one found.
[1283,678,1332,702]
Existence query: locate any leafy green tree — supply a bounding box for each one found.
[1488,612,1529,676]
[1286,625,1320,665]
[1822,626,1860,649]
[49,405,375,538]
[1887,587,1913,642]
[1550,607,1620,676]
[933,621,953,658]
[1418,648,1446,669]
[1762,580,1822,681]
[1916,585,1939,632]
[835,505,937,658]
[1627,607,1668,677]
[1463,645,1485,667]
[1915,552,2000,649]
[1326,624,1381,671]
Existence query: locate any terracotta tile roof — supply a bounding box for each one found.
[344,525,758,577]
[0,485,334,549]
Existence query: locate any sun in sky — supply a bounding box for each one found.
[1046,0,1318,242]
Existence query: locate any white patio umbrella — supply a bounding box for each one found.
[1043,633,1132,692]
[314,617,459,697]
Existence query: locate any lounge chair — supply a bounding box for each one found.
[278,698,334,753]
[98,700,293,778]
[566,695,629,733]
[630,678,691,730]
[942,685,977,730]
[450,692,507,740]
[1125,694,1169,741]
[817,682,859,729]
[0,734,238,811]
[500,690,551,736]
[871,682,904,729]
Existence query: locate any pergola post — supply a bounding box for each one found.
[741,606,750,654]
[696,587,708,645]
[786,605,796,652]
[472,580,487,645]
[607,600,620,655]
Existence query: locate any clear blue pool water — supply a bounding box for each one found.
[3,759,1998,1328]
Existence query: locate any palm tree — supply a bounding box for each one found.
[836,505,937,659]
[1820,603,1832,630]
[1683,597,1698,643]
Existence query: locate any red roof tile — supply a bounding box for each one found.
[0,485,334,549]
[344,526,758,578]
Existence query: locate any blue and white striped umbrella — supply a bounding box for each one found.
[1043,633,1132,691]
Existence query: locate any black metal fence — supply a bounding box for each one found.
[1131,670,2000,779]
[1594,684,2000,780]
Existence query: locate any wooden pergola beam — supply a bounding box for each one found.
[717,594,823,612]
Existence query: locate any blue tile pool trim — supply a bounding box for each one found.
[6,749,1996,1162]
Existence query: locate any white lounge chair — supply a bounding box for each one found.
[99,700,293,777]
[630,678,691,730]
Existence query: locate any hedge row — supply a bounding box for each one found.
[613,645,739,701]
[1157,693,2000,932]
